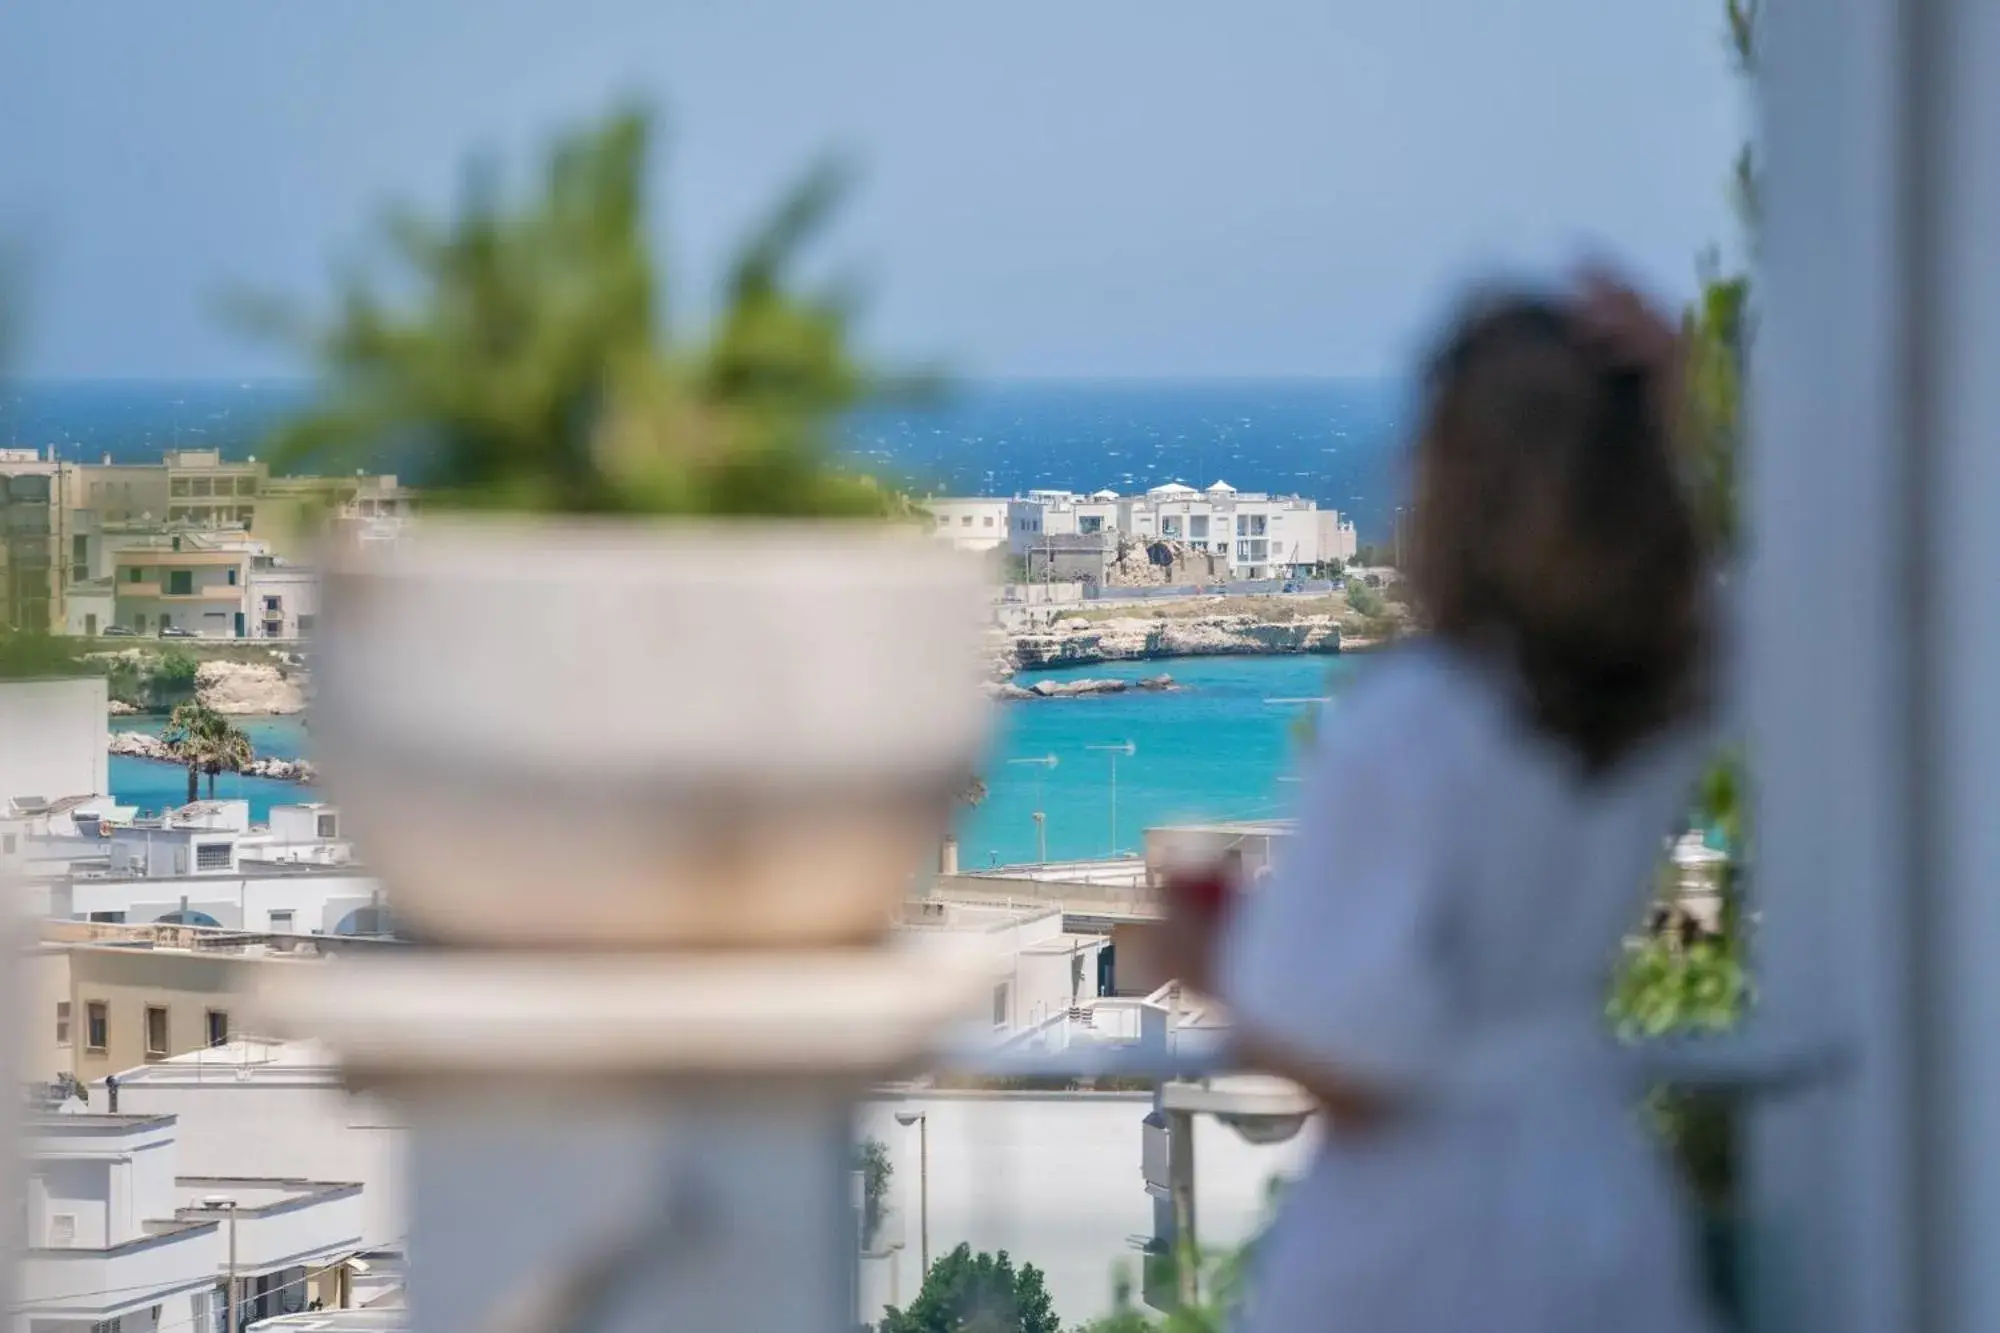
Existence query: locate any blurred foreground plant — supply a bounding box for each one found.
[0,631,89,681]
[240,107,934,518]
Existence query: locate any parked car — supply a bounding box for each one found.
[159,626,197,639]
[100,625,137,637]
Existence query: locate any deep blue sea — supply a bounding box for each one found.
[2,378,1411,538]
[26,377,1409,858]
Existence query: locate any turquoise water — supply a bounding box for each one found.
[109,716,314,819]
[106,655,1372,860]
[960,655,1362,866]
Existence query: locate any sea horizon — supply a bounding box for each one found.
[3,375,1412,536]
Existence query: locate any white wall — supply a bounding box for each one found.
[855,1094,1314,1326]
[246,568,318,641]
[112,1082,406,1249]
[0,679,110,805]
[63,586,115,638]
[32,1159,111,1248]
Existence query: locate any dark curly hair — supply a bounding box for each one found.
[1408,294,1712,773]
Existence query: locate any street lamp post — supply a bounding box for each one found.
[1085,741,1136,856]
[1007,754,1059,863]
[893,1111,930,1277]
[204,1195,239,1332]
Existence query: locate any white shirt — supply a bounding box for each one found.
[1219,641,1717,1333]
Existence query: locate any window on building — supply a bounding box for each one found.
[51,1215,78,1248]
[1189,516,1209,538]
[170,478,190,497]
[144,1005,169,1057]
[125,566,143,583]
[72,534,87,564]
[2,833,14,855]
[1079,516,1103,534]
[190,478,212,497]
[206,1010,229,1047]
[992,982,1010,1028]
[55,1001,70,1047]
[315,814,337,839]
[297,614,316,635]
[226,568,238,586]
[264,597,282,612]
[195,842,231,871]
[960,515,973,527]
[268,909,294,933]
[167,570,193,595]
[89,1316,120,1333]
[86,1001,107,1051]
[982,515,994,527]
[236,477,257,496]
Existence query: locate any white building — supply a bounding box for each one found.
[895,900,1106,1034]
[1004,482,1354,579]
[109,1041,407,1253]
[922,498,1013,554]
[104,535,321,641]
[17,1111,368,1333]
[246,558,319,641]
[1,678,111,820]
[54,866,390,937]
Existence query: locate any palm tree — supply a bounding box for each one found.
[161,701,255,805]
[202,719,255,799]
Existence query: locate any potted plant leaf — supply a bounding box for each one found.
[245,108,991,947]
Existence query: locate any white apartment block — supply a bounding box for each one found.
[107,536,320,641]
[1004,481,1356,579]
[922,498,1012,553]
[17,1111,367,1333]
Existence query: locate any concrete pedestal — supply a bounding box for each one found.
[257,942,985,1333]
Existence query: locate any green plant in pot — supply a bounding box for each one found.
[248,107,991,949]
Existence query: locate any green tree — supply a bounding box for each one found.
[150,650,200,703]
[1343,579,1385,620]
[241,106,931,520]
[877,1245,1060,1333]
[855,1136,893,1251]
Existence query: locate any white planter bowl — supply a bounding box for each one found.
[312,518,994,948]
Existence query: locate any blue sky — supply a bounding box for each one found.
[0,1,1742,380]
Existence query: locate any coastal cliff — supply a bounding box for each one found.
[990,584,1409,680]
[998,613,1344,675]
[1016,616,1344,676]
[91,647,308,716]
[195,660,307,715]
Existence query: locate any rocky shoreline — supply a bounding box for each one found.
[993,613,1345,677]
[107,731,319,784]
[986,673,1178,701]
